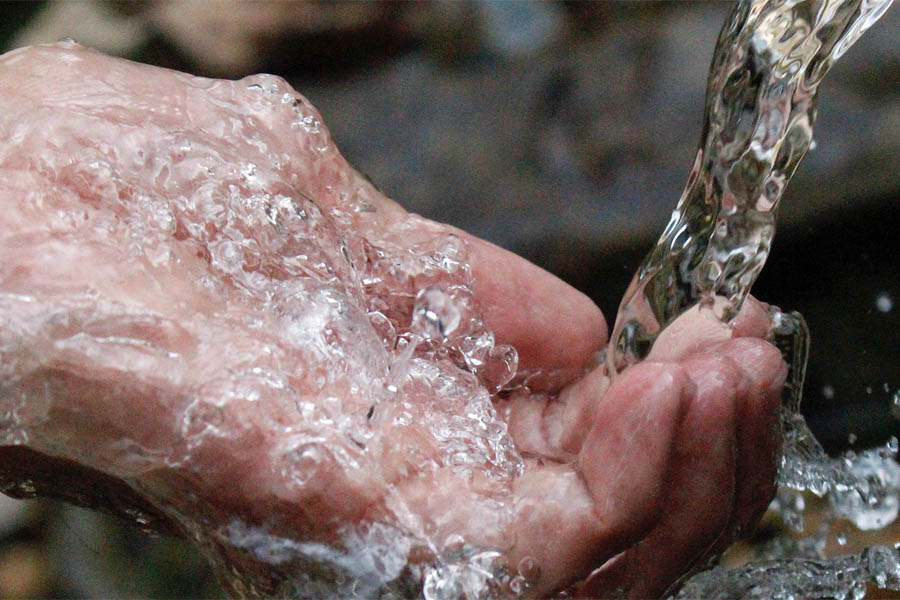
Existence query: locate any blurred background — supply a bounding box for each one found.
[0,1,897,597]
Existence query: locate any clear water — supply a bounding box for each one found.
[607,0,894,373]
[602,0,899,596]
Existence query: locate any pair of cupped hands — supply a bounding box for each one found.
[0,43,786,598]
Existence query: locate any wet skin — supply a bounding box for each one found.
[0,43,786,598]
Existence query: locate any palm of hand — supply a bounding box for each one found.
[0,43,785,598]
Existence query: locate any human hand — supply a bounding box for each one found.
[0,43,786,598]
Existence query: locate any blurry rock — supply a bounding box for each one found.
[0,542,51,598]
[9,0,149,56]
[0,493,32,537]
[478,2,564,59]
[46,504,223,599]
[6,1,416,78]
[145,0,386,75]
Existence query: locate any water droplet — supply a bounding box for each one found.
[848,433,858,445]
[887,437,899,453]
[393,411,413,427]
[412,286,461,339]
[837,532,847,545]
[876,293,893,313]
[516,555,541,586]
[367,311,397,350]
[482,344,519,392]
[286,443,324,486]
[823,384,836,399]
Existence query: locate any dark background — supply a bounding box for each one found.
[0,2,897,597]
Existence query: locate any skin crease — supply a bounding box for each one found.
[0,43,787,598]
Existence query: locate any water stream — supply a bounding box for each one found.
[602,0,899,596]
[607,0,893,372]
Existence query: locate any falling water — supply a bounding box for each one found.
[607,0,893,372]
[602,0,899,596]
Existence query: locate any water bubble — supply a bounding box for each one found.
[393,412,413,427]
[181,398,226,442]
[508,575,527,595]
[516,555,541,587]
[367,310,397,350]
[481,344,519,392]
[412,286,461,340]
[442,534,466,557]
[285,443,325,486]
[875,293,893,313]
[240,162,258,183]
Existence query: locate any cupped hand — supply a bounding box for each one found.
[0,43,786,598]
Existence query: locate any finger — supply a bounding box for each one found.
[463,232,608,391]
[718,337,786,539]
[578,355,741,598]
[578,362,691,550]
[645,302,732,363]
[646,294,772,363]
[730,296,772,340]
[498,365,609,459]
[499,362,690,597]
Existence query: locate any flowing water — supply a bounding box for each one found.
[607,0,893,372]
[602,0,899,596]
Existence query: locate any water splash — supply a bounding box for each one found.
[675,545,900,600]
